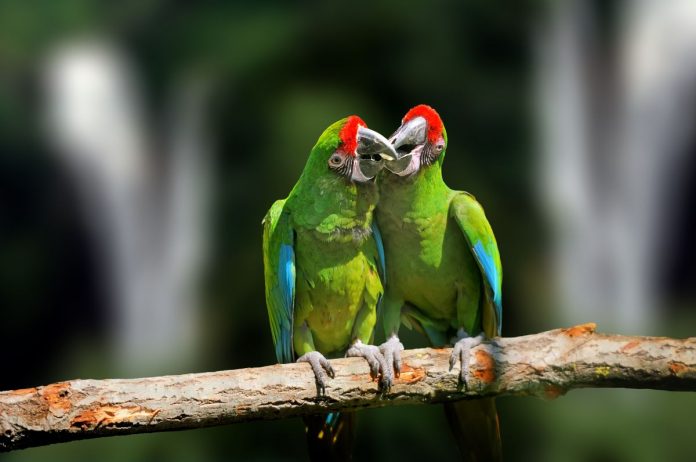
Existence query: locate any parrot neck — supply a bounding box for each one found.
[378,164,450,215]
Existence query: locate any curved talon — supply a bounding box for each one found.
[449,332,486,389]
[297,351,334,396]
[346,340,393,392]
[379,335,404,378]
[346,342,380,379]
[449,345,458,371]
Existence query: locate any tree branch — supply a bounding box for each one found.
[2,323,695,452]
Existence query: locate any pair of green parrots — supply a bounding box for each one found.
[262,105,503,461]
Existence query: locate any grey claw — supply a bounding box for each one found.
[297,351,334,396]
[449,332,485,389]
[319,355,336,379]
[379,335,404,378]
[347,342,380,379]
[346,340,392,392]
[449,344,460,371]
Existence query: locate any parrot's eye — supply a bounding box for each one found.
[435,143,444,152]
[329,154,344,167]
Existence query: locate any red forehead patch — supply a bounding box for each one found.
[402,104,443,143]
[339,115,366,156]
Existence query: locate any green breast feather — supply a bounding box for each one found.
[262,118,385,362]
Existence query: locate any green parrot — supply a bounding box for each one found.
[262,115,397,461]
[376,105,503,461]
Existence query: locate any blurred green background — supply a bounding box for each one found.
[1,1,695,461]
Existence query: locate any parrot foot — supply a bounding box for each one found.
[346,340,393,392]
[378,335,404,379]
[297,351,335,397]
[449,331,486,389]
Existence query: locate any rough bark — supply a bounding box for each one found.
[2,323,695,452]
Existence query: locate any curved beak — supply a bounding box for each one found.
[385,116,427,174]
[354,126,398,180]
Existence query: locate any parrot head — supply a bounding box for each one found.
[315,115,398,183]
[384,104,447,176]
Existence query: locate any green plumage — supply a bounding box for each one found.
[376,161,502,342]
[263,117,384,361]
[376,117,503,461]
[263,117,386,461]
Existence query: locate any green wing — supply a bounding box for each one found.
[262,199,295,363]
[450,192,502,336]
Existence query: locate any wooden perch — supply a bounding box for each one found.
[2,323,696,452]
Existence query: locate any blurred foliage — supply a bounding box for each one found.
[1,1,695,461]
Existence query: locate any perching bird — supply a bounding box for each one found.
[262,115,397,461]
[376,105,503,461]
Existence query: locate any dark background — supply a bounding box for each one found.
[1,1,695,461]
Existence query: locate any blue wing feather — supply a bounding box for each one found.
[371,221,386,285]
[263,200,296,364]
[371,221,386,320]
[473,241,502,334]
[276,244,295,363]
[450,193,503,337]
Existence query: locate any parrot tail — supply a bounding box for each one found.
[444,398,502,462]
[303,411,356,461]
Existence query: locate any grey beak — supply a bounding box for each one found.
[389,116,427,152]
[353,126,398,180]
[384,116,427,174]
[356,126,398,161]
